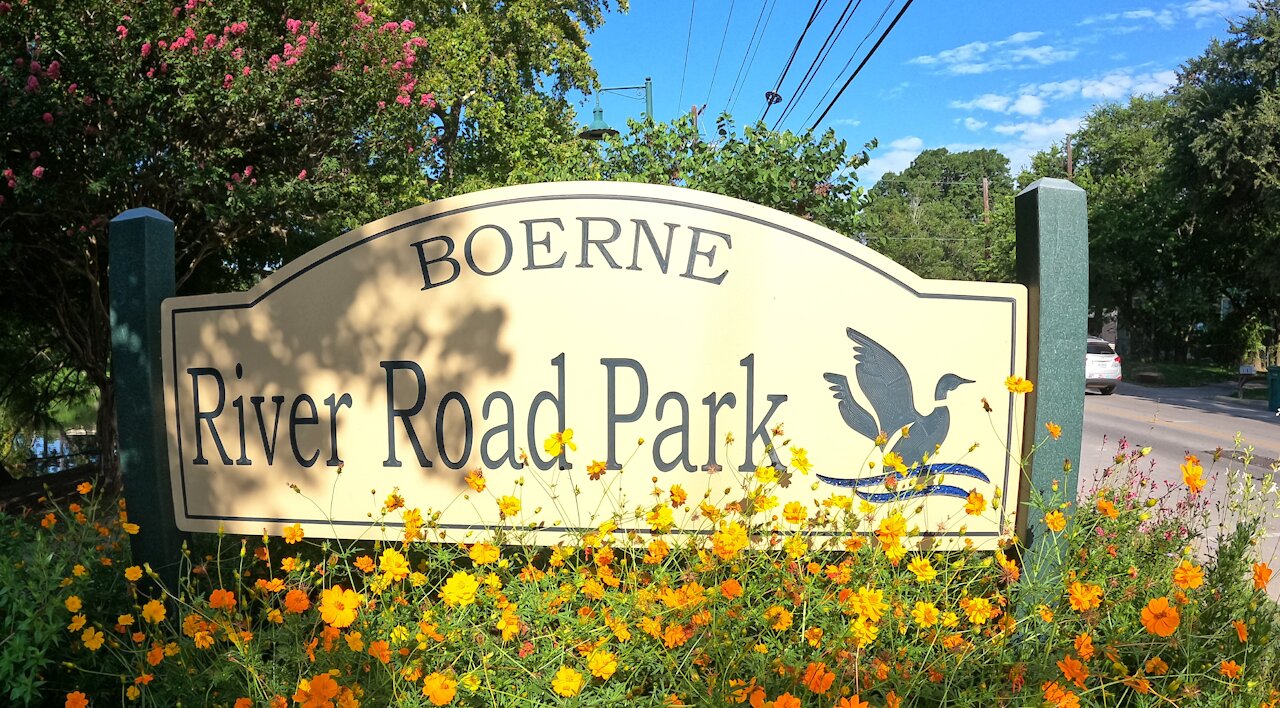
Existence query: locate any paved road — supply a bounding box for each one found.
[1079,382,1280,598]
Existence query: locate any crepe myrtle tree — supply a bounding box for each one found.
[0,0,615,479]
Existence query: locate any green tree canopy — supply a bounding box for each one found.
[862,148,1016,282]
[0,0,618,473]
[529,113,873,238]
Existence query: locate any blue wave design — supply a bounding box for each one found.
[816,463,989,503]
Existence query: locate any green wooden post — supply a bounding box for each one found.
[1014,178,1087,587]
[109,208,185,590]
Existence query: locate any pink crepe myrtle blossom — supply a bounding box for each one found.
[42,112,53,124]
[297,169,307,180]
[141,42,152,56]
[32,166,45,180]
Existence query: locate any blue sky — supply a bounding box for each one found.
[579,0,1254,186]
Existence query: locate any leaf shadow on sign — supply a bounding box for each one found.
[184,240,513,526]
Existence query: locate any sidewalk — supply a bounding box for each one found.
[1207,381,1276,411]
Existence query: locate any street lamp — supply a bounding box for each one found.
[578,77,653,141]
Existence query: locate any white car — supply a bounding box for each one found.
[1086,337,1122,395]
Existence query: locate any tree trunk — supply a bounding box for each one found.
[95,379,118,492]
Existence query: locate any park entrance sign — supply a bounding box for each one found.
[158,182,1028,547]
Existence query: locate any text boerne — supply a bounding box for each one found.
[412,216,734,289]
[185,354,787,475]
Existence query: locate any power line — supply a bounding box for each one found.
[759,0,828,122]
[772,0,863,132]
[677,0,697,111]
[726,0,778,116]
[799,0,895,129]
[703,0,737,106]
[809,0,915,131]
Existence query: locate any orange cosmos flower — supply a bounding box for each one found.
[771,694,802,708]
[1254,562,1273,591]
[801,662,835,694]
[124,566,143,582]
[1144,657,1168,675]
[209,589,236,611]
[836,695,870,708]
[1181,455,1205,494]
[1066,581,1103,612]
[1057,654,1088,688]
[1233,619,1248,643]
[964,490,985,516]
[318,586,362,628]
[1042,681,1080,708]
[284,589,311,614]
[1073,632,1094,661]
[1220,660,1242,679]
[368,640,392,664]
[1045,421,1062,440]
[1172,559,1204,590]
[421,672,458,706]
[1095,499,1118,520]
[720,578,743,599]
[65,692,89,708]
[292,673,340,706]
[464,469,486,492]
[1140,597,1180,637]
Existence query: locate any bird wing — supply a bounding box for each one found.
[822,373,879,442]
[846,328,917,432]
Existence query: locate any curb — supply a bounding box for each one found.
[1211,395,1275,412]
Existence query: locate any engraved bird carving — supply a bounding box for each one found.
[819,327,987,499]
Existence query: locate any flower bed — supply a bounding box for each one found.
[3,388,1278,707]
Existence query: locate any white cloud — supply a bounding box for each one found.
[831,118,862,128]
[1005,31,1044,43]
[1081,1,1241,30]
[950,93,1011,112]
[909,32,1075,75]
[1008,45,1079,65]
[950,92,1046,117]
[992,117,1084,144]
[1010,94,1046,116]
[859,136,925,185]
[962,117,988,131]
[1024,68,1178,103]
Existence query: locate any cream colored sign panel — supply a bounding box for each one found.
[161,182,1027,547]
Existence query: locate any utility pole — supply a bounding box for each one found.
[1065,134,1074,180]
[982,176,991,224]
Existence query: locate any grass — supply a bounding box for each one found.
[1126,361,1236,387]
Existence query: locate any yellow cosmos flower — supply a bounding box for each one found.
[544,429,577,457]
[849,586,887,622]
[124,566,143,582]
[68,614,87,632]
[497,496,521,519]
[379,548,411,582]
[440,571,480,608]
[754,465,779,484]
[710,521,749,561]
[551,666,584,697]
[82,626,104,651]
[1004,376,1034,394]
[1044,510,1066,533]
[464,469,486,492]
[588,650,618,680]
[783,501,808,525]
[283,523,304,544]
[141,600,166,624]
[318,586,363,628]
[469,543,500,565]
[907,557,937,583]
[911,601,939,627]
[646,504,675,533]
[64,596,82,613]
